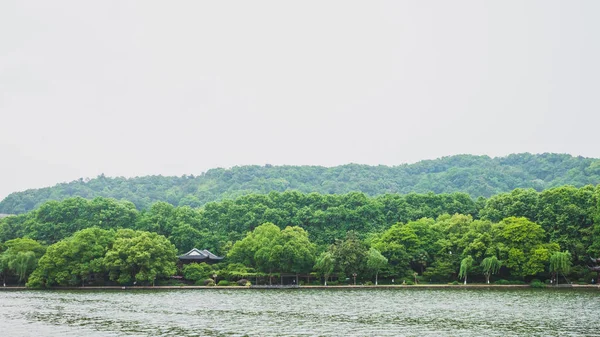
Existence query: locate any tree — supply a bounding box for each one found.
[458,256,474,285]
[136,202,178,237]
[366,248,388,285]
[183,263,215,283]
[229,223,316,285]
[228,223,282,284]
[314,251,335,286]
[371,223,421,276]
[492,217,553,278]
[277,226,316,284]
[10,251,37,284]
[480,256,502,284]
[0,238,46,285]
[104,230,177,285]
[549,251,572,286]
[27,228,115,287]
[23,197,137,245]
[480,188,539,222]
[331,231,368,280]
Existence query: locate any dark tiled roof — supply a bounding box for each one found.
[179,248,224,260]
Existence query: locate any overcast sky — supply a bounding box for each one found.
[1,1,599,199]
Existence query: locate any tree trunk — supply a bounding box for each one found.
[485,273,490,284]
[464,273,467,285]
[296,274,299,286]
[375,272,378,286]
[324,275,328,286]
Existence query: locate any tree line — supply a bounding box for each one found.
[1,185,599,287]
[2,153,600,214]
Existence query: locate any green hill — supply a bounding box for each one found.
[2,152,600,214]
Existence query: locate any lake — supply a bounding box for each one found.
[1,288,599,336]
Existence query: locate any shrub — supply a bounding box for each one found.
[183,263,214,282]
[404,280,414,285]
[236,279,250,286]
[530,280,546,288]
[328,281,339,286]
[217,280,230,286]
[364,281,373,286]
[203,279,215,286]
[156,279,186,286]
[451,281,459,285]
[495,279,526,285]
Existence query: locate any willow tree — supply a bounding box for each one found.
[1,238,46,286]
[549,251,571,286]
[458,256,474,285]
[481,256,502,284]
[314,251,335,286]
[10,251,37,284]
[366,248,388,286]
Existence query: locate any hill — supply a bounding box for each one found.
[1,152,600,214]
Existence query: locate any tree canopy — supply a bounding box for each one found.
[3,153,600,214]
[0,181,598,287]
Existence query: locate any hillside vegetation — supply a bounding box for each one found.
[2,153,600,214]
[1,185,599,287]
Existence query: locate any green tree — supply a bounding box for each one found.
[492,217,555,278]
[228,223,282,284]
[228,223,316,285]
[183,263,215,283]
[104,230,177,285]
[10,251,37,284]
[27,228,116,287]
[0,238,46,285]
[331,231,368,280]
[458,255,474,284]
[549,251,572,286]
[277,226,316,284]
[366,248,388,285]
[314,251,335,286]
[480,256,502,284]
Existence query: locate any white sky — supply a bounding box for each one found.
[1,1,599,199]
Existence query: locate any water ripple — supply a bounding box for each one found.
[1,288,599,336]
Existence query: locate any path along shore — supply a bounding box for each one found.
[2,284,599,291]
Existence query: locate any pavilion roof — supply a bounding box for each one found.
[179,248,224,261]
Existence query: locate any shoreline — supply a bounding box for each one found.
[2,284,599,291]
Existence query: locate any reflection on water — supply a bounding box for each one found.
[1,288,600,336]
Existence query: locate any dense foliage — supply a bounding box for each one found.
[2,153,600,214]
[26,228,177,287]
[1,183,599,287]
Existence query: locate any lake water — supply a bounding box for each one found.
[1,288,599,336]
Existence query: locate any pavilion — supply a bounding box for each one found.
[178,248,224,265]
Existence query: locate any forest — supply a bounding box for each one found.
[1,184,599,287]
[2,152,600,214]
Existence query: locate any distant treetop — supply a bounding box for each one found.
[1,152,599,214]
